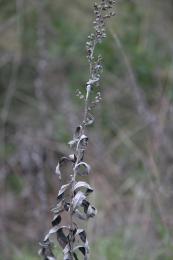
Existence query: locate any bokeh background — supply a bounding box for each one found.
[0,0,173,259]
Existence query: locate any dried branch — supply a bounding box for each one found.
[39,1,116,259]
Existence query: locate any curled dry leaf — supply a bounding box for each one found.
[73,245,89,260]
[82,199,97,218]
[73,181,93,195]
[44,224,64,242]
[63,244,73,260]
[77,135,88,150]
[57,227,71,249]
[69,154,77,162]
[47,257,57,260]
[73,209,88,220]
[51,201,64,214]
[74,125,83,139]
[55,163,61,179]
[52,214,62,227]
[68,126,83,149]
[57,183,71,202]
[39,239,56,260]
[73,201,97,221]
[55,156,75,179]
[72,191,86,210]
[74,162,91,176]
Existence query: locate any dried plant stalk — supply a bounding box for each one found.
[39,1,116,259]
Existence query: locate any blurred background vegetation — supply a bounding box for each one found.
[0,0,173,259]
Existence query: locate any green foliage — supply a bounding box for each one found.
[53,115,70,142]
[11,246,63,260]
[6,173,23,194]
[11,233,173,260]
[0,0,16,21]
[13,251,38,260]
[20,10,38,55]
[91,234,124,259]
[114,1,173,101]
